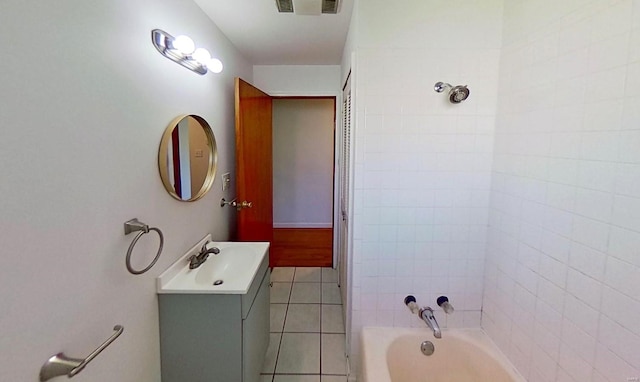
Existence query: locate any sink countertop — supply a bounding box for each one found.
[157,237,270,295]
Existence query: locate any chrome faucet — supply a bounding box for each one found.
[404,295,443,339]
[188,243,220,269]
[418,307,441,339]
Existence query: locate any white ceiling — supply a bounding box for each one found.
[193,0,354,65]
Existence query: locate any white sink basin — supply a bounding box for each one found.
[157,239,269,294]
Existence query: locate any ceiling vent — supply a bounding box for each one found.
[275,0,294,13]
[275,0,340,15]
[322,0,339,14]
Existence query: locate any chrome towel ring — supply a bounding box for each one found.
[124,218,164,275]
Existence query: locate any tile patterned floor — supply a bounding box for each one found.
[261,267,348,382]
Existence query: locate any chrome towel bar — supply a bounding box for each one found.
[39,325,124,381]
[124,218,164,275]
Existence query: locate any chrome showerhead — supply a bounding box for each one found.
[434,82,470,104]
[449,85,469,103]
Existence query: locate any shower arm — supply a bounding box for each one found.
[434,82,452,93]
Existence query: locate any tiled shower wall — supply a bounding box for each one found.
[349,0,504,363]
[483,0,640,381]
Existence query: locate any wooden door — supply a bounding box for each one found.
[235,78,273,247]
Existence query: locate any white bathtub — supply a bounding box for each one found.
[361,327,525,382]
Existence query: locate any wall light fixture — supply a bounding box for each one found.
[151,29,223,75]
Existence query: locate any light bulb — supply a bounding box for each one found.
[192,48,211,64]
[172,35,195,55]
[206,58,223,73]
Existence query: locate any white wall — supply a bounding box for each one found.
[0,1,252,381]
[253,65,341,95]
[273,99,335,228]
[348,0,504,370]
[340,4,358,86]
[483,1,640,381]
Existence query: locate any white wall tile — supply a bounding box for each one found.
[537,277,567,309]
[627,61,640,98]
[481,3,640,378]
[350,2,506,372]
[558,20,591,53]
[587,32,630,72]
[566,268,602,309]
[558,342,594,382]
[594,343,640,382]
[616,163,640,198]
[585,67,627,103]
[349,1,640,380]
[571,216,610,252]
[531,346,558,381]
[538,255,567,288]
[574,188,614,222]
[604,256,640,300]
[597,314,640,370]
[563,294,600,334]
[590,0,633,42]
[612,195,640,232]
[601,286,640,337]
[608,226,640,266]
[577,160,617,192]
[579,131,621,161]
[619,129,640,163]
[630,28,640,62]
[561,318,597,365]
[540,230,571,263]
[533,319,561,359]
[568,243,607,280]
[546,183,577,212]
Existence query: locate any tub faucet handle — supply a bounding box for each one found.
[404,295,420,315]
[437,296,454,314]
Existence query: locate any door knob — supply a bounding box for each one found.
[236,200,252,211]
[220,198,252,210]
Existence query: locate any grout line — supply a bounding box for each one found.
[270,271,294,377]
[269,266,346,380]
[272,302,343,305]
[270,322,285,378]
[270,375,349,379]
[320,276,323,376]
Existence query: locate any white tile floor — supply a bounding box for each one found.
[261,267,348,382]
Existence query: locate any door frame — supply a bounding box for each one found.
[271,96,337,267]
[263,89,343,269]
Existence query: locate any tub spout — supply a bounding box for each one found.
[419,307,441,339]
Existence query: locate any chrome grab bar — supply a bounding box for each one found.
[39,325,123,381]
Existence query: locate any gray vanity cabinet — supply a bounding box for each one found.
[158,256,270,382]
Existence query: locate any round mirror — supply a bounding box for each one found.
[158,115,217,202]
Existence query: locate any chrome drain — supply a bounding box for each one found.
[421,340,435,356]
[213,280,224,286]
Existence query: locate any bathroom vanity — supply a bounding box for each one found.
[157,239,270,382]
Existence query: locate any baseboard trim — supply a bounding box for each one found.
[273,222,333,229]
